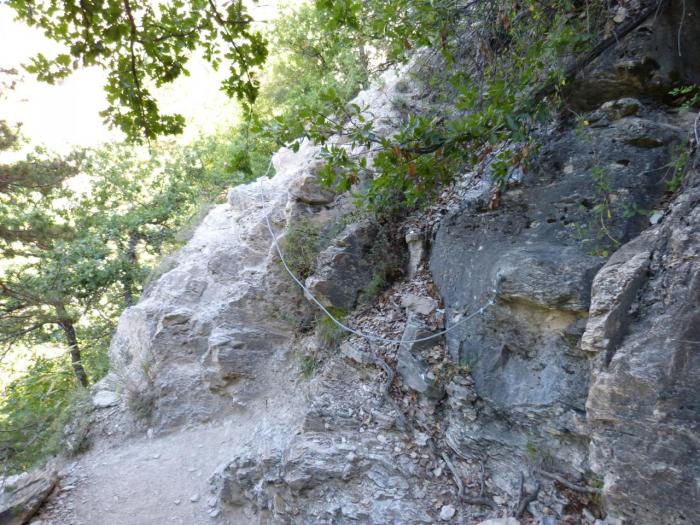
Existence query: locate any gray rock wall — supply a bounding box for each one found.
[429,4,700,521]
[431,100,687,489]
[585,169,700,525]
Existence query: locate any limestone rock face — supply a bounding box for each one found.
[288,172,335,205]
[103,141,325,430]
[568,0,700,108]
[431,99,687,489]
[585,170,700,525]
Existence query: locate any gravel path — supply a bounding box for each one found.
[35,417,252,525]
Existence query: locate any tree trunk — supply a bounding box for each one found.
[56,306,89,387]
[123,230,138,307]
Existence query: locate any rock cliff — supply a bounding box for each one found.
[81,4,699,525]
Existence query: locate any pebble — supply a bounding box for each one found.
[207,496,218,507]
[414,432,430,447]
[649,210,664,225]
[174,499,181,505]
[152,453,161,459]
[190,494,200,503]
[439,504,456,521]
[582,508,596,523]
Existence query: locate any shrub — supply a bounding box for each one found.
[0,355,91,474]
[279,220,323,280]
[125,377,156,422]
[300,355,320,379]
[316,308,348,349]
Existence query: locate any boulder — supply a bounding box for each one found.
[405,229,426,278]
[106,141,322,430]
[288,173,335,205]
[304,222,378,310]
[92,390,119,408]
[0,470,57,525]
[396,316,444,399]
[400,293,438,316]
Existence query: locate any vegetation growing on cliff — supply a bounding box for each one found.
[1,0,696,476]
[0,1,370,472]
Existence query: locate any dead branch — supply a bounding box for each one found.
[442,437,496,508]
[513,472,541,519]
[442,452,464,497]
[536,468,602,495]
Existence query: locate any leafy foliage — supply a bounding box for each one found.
[0,355,86,473]
[8,0,268,141]
[294,0,604,210]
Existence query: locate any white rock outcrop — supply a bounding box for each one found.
[103,140,324,429]
[101,62,420,430]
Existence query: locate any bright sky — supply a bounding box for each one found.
[0,1,289,154]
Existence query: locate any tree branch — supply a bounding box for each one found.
[536,468,602,495]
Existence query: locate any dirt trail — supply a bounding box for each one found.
[36,350,306,525]
[39,418,248,525]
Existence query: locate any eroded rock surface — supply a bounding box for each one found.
[585,170,700,525]
[102,142,324,430]
[431,98,687,491]
[305,221,378,311]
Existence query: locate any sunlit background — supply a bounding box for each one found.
[0,0,291,386]
[0,1,286,156]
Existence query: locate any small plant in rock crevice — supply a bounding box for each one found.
[315,308,348,349]
[125,381,156,422]
[279,217,355,282]
[300,354,320,379]
[663,141,692,193]
[278,219,323,281]
[124,362,156,421]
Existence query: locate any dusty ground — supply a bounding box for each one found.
[33,348,306,525]
[37,418,245,525]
